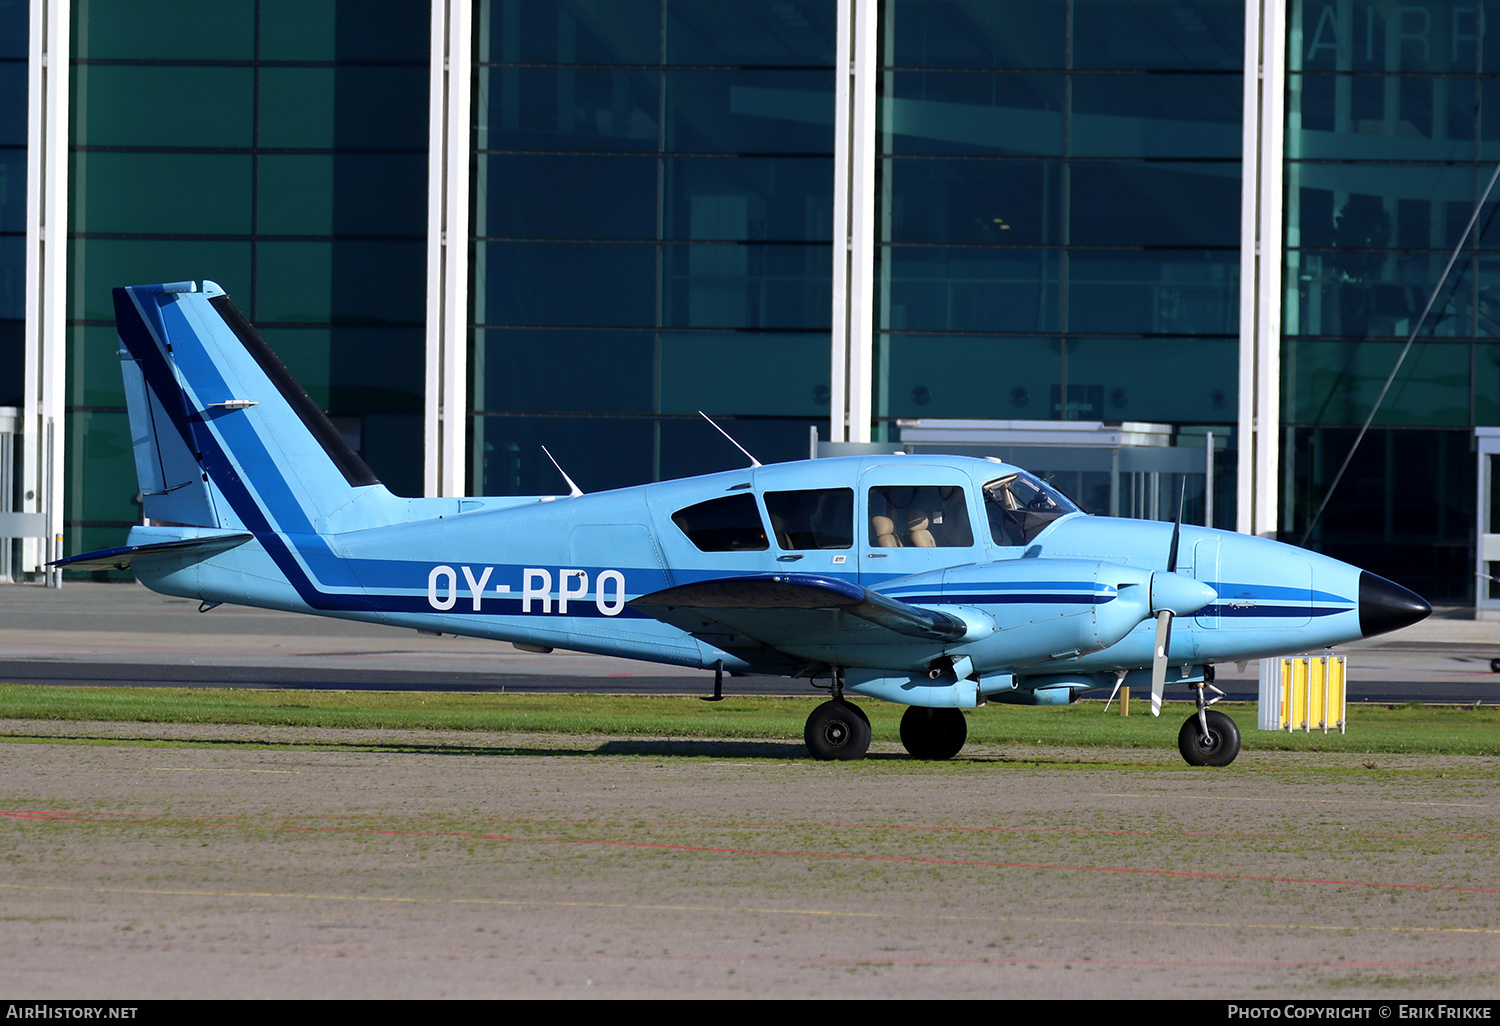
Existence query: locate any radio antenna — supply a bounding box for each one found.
[541,445,584,498]
[699,411,763,468]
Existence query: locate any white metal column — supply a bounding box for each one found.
[829,0,876,444]
[1236,0,1286,539]
[22,0,68,581]
[424,0,473,497]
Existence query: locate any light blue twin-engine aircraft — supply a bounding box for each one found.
[58,281,1433,766]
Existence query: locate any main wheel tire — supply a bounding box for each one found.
[899,706,968,760]
[1178,709,1241,767]
[804,700,872,761]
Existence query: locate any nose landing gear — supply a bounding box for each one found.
[1177,679,1241,766]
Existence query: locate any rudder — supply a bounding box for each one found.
[114,280,400,539]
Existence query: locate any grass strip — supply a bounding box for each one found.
[0,685,1497,756]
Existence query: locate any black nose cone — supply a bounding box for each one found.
[1358,572,1432,639]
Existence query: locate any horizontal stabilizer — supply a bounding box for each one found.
[631,573,968,646]
[51,532,253,572]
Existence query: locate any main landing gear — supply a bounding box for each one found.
[803,670,969,762]
[1177,679,1241,766]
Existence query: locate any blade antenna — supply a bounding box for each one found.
[541,445,584,498]
[1150,481,1188,718]
[698,411,762,468]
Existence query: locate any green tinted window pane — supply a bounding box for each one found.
[262,0,429,61]
[662,244,831,330]
[69,325,129,407]
[479,155,658,240]
[73,153,251,235]
[1064,338,1237,422]
[0,233,21,320]
[74,0,253,60]
[660,332,830,416]
[1283,338,1469,426]
[1474,345,1500,424]
[0,1,25,59]
[1070,163,1240,247]
[478,241,656,327]
[663,156,833,242]
[328,327,424,412]
[880,247,1061,333]
[256,242,425,325]
[0,64,24,144]
[665,70,834,154]
[69,239,251,321]
[1071,74,1242,158]
[1294,0,1482,74]
[260,69,335,148]
[883,0,1066,70]
[259,154,426,236]
[481,0,661,64]
[1285,250,1497,340]
[74,66,253,147]
[259,156,336,236]
[1292,73,1480,153]
[0,150,24,232]
[260,0,335,60]
[1068,251,1239,336]
[1288,165,1493,252]
[884,159,1061,245]
[475,416,655,494]
[666,0,836,66]
[475,329,654,414]
[880,334,1062,419]
[261,67,427,150]
[880,73,1065,157]
[1072,0,1242,70]
[478,66,659,152]
[65,411,141,523]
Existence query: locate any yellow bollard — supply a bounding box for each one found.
[1121,686,1129,717]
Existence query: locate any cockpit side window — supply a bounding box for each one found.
[867,485,974,547]
[984,472,1078,546]
[764,488,853,550]
[672,493,769,552]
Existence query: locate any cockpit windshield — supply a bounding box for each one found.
[983,471,1079,547]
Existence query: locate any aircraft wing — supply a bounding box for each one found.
[629,574,967,661]
[52,532,253,572]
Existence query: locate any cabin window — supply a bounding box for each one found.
[867,485,974,548]
[671,493,769,552]
[764,488,853,550]
[984,473,1078,546]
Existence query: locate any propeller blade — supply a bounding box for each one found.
[1151,609,1171,717]
[1103,675,1124,713]
[1152,481,1187,718]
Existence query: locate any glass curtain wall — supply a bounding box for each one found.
[470,0,835,496]
[66,0,429,561]
[1283,0,1494,600]
[873,0,1244,478]
[0,0,24,410]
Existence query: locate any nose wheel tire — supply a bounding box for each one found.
[1178,709,1241,767]
[804,699,872,761]
[899,706,968,760]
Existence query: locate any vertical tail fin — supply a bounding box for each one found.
[115,280,398,536]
